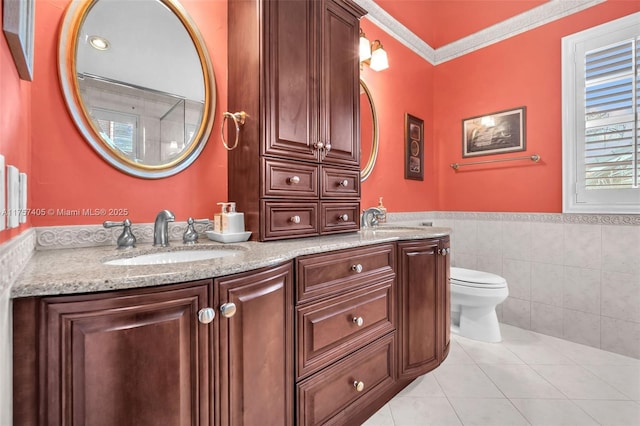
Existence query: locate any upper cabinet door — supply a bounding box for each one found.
[264,0,318,162]
[319,0,360,167]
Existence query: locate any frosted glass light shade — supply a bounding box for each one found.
[359,35,371,61]
[369,46,388,71]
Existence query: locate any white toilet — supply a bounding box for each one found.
[450,267,509,343]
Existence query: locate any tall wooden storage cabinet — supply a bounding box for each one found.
[228,0,366,241]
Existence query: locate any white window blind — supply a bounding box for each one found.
[584,39,638,190]
[562,12,640,214]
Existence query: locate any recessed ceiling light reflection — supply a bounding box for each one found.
[88,35,110,51]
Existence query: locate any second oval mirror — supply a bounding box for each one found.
[360,79,378,182]
[59,0,216,178]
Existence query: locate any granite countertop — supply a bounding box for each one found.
[11,226,450,298]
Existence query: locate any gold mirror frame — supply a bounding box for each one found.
[360,79,379,182]
[58,0,215,179]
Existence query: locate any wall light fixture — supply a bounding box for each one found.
[359,29,389,71]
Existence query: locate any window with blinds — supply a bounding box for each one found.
[562,12,640,214]
[584,38,638,191]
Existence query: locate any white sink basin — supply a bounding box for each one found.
[104,249,238,266]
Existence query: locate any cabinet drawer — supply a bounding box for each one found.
[297,333,396,426]
[320,166,360,198]
[320,202,360,234]
[297,279,395,379]
[262,201,319,240]
[263,158,318,198]
[297,243,394,303]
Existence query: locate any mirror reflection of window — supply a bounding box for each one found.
[92,108,138,158]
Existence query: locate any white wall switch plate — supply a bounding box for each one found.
[0,155,5,231]
[19,172,27,224]
[7,165,19,229]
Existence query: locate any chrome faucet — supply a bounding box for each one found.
[361,207,383,228]
[153,210,175,247]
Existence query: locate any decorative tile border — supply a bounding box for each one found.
[0,229,36,294]
[388,211,640,226]
[36,221,213,250]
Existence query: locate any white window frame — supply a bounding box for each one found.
[562,12,640,214]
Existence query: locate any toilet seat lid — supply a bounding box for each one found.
[450,267,507,288]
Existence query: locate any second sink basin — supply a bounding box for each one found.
[104,249,238,266]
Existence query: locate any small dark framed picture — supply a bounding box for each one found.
[405,113,424,181]
[462,106,526,158]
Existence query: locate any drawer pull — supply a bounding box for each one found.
[338,179,349,187]
[338,214,349,222]
[353,381,365,392]
[352,316,364,327]
[288,176,301,185]
[197,307,215,324]
[290,215,301,224]
[219,302,237,318]
[351,264,363,273]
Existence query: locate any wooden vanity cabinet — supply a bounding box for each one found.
[228,0,365,241]
[13,263,294,426]
[397,237,451,380]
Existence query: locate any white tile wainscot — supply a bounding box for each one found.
[387,211,640,358]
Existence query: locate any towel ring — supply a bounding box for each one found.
[221,111,247,150]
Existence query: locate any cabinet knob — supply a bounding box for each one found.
[353,381,365,392]
[351,264,363,273]
[220,302,237,318]
[315,141,324,150]
[198,307,215,324]
[338,214,349,222]
[439,248,450,256]
[352,316,364,327]
[325,142,331,153]
[338,179,349,187]
[288,176,300,185]
[290,215,301,224]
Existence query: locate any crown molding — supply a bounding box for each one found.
[355,0,607,65]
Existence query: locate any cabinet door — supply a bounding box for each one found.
[265,0,318,162]
[439,237,451,360]
[39,281,212,426]
[397,240,440,379]
[319,0,360,167]
[217,262,294,426]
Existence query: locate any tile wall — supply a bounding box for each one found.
[390,212,640,359]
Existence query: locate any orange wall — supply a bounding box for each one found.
[0,3,32,244]
[434,0,640,213]
[29,0,228,226]
[8,0,640,233]
[359,20,436,212]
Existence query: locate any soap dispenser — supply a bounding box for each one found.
[377,197,387,223]
[223,202,245,234]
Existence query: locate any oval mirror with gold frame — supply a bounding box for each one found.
[58,0,216,179]
[360,79,379,181]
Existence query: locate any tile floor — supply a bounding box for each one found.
[363,324,640,426]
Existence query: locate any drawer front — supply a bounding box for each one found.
[297,279,395,379]
[263,158,319,198]
[262,201,319,240]
[320,202,360,234]
[320,166,360,198]
[297,243,394,303]
[297,333,396,426]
